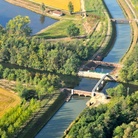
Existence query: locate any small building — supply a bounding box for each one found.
[52,10,63,16]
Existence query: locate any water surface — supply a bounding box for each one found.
[0,0,57,34]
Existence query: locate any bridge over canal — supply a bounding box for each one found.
[110,18,132,23]
[65,73,114,100]
[81,60,123,71]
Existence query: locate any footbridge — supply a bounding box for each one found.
[82,60,122,71]
[92,73,111,94]
[110,18,132,24]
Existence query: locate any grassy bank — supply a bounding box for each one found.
[17,91,67,138]
[117,0,138,63]
[36,16,86,38]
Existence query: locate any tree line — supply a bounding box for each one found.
[0,99,40,138]
[0,16,94,75]
[119,44,138,83]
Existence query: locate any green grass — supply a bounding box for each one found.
[36,16,86,39]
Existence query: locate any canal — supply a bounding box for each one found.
[35,0,131,138]
[0,0,57,34]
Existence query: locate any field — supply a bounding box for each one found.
[32,0,81,12]
[0,88,21,118]
[37,17,85,38]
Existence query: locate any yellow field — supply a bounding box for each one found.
[32,0,81,12]
[0,88,21,118]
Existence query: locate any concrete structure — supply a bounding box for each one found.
[71,89,91,97]
[80,60,123,71]
[78,71,117,80]
[91,73,112,96]
[78,71,105,79]
[52,10,63,16]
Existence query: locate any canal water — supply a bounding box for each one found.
[36,0,131,138]
[103,0,131,63]
[0,0,57,34]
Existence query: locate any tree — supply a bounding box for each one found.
[41,3,46,13]
[6,15,32,36]
[67,24,80,37]
[68,1,74,14]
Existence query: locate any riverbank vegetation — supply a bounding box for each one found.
[131,0,138,11]
[63,90,138,138]
[119,44,138,84]
[116,0,138,84]
[118,0,138,63]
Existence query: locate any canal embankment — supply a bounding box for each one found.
[117,0,138,63]
[16,91,68,138]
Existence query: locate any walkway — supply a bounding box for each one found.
[126,0,137,19]
[92,73,111,92]
[80,0,86,17]
[91,11,111,60]
[65,73,115,99]
[110,18,130,23]
[83,60,122,70]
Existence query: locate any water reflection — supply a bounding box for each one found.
[102,81,119,94]
[95,65,114,73]
[74,78,99,91]
[40,15,45,24]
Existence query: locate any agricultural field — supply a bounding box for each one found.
[0,88,21,118]
[32,0,81,12]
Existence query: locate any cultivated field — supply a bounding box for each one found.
[0,88,21,118]
[32,0,81,12]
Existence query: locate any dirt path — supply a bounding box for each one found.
[81,0,85,12]
[91,11,111,60]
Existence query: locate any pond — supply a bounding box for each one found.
[0,0,57,34]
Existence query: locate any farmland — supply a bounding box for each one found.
[0,88,21,118]
[32,0,81,12]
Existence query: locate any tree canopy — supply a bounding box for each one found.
[67,24,80,37]
[6,15,32,36]
[68,1,74,14]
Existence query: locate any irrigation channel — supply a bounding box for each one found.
[0,0,57,35]
[36,0,131,138]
